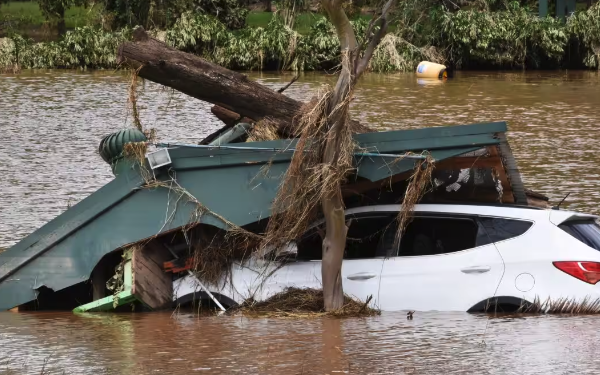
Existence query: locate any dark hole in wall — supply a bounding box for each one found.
[18,282,94,311]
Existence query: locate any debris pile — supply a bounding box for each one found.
[230,288,380,318]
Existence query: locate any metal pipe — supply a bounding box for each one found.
[154,143,430,160]
[354,152,431,160]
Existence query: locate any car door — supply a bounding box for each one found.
[379,214,505,311]
[285,213,396,308]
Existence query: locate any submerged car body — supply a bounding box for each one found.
[174,204,600,312]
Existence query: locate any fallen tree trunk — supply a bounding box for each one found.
[117,27,372,139]
[118,28,301,130]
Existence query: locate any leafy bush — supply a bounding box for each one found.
[166,12,229,54]
[195,0,248,30]
[165,14,372,71]
[568,2,600,68]
[3,3,600,72]
[0,26,131,70]
[438,5,568,68]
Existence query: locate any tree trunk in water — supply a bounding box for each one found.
[318,0,394,310]
[117,28,372,140]
[319,0,359,311]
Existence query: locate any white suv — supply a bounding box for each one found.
[173,204,600,312]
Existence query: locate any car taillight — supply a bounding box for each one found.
[553,261,600,285]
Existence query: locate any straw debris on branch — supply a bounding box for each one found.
[394,155,435,245]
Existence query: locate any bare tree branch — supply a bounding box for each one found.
[277,74,299,93]
[356,0,396,76]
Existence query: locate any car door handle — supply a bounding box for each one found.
[461,266,491,274]
[347,272,377,281]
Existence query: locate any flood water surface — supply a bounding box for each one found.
[1,70,600,373]
[2,311,600,374]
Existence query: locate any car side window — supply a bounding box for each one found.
[398,217,479,256]
[477,217,533,245]
[296,226,323,260]
[296,214,397,260]
[345,215,397,259]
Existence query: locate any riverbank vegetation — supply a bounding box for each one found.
[1,0,599,72]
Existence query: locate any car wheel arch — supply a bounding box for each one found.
[174,291,238,309]
[467,296,532,313]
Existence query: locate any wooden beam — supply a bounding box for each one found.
[343,152,523,204]
[434,155,503,170]
[132,241,173,310]
[342,171,412,198]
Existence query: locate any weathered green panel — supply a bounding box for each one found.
[354,121,506,144]
[0,167,144,283]
[0,161,287,310]
[358,134,498,155]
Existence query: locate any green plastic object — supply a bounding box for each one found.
[73,260,140,313]
[73,290,138,313]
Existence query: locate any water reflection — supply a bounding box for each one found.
[0,70,599,247]
[3,311,600,374]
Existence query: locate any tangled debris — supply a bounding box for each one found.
[246,119,281,142]
[517,296,600,315]
[229,288,381,318]
[394,155,435,245]
[260,86,356,255]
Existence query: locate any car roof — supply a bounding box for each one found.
[344,204,599,222]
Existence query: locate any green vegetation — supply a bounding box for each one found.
[438,7,569,68]
[0,26,130,71]
[1,1,600,72]
[0,1,96,29]
[248,10,324,34]
[568,2,600,68]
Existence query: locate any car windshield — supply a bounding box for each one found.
[559,220,600,251]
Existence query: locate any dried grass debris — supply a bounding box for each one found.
[260,85,357,256]
[246,119,280,142]
[230,287,381,318]
[128,67,143,132]
[394,155,434,246]
[517,296,600,315]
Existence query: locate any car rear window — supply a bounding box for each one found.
[559,220,600,251]
[477,217,533,245]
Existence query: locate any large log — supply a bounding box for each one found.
[117,27,372,139]
[118,28,301,129]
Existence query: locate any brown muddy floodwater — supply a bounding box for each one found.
[1,70,600,374]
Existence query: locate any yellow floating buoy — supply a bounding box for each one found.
[416,61,448,79]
